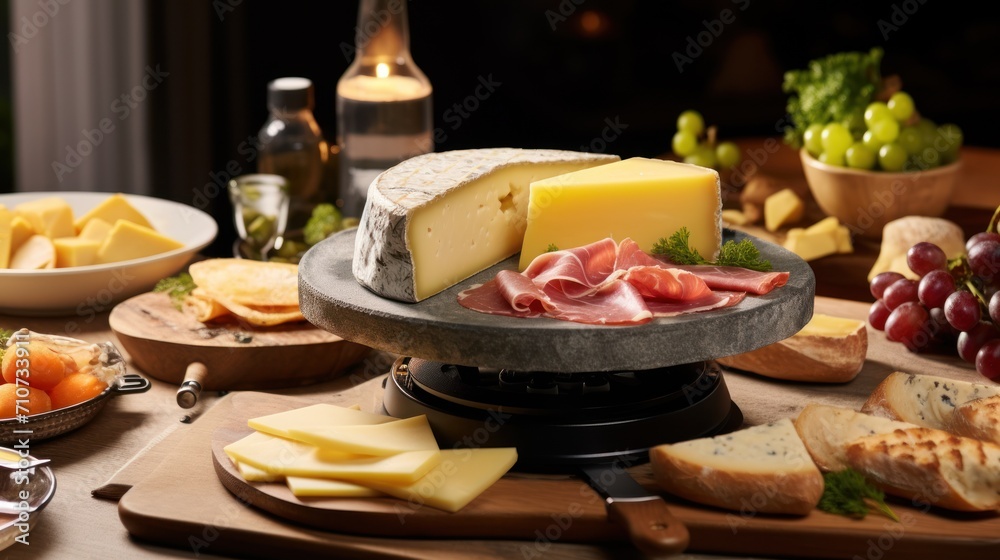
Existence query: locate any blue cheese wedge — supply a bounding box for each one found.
[352,148,619,302]
[862,371,1000,431]
[650,418,823,515]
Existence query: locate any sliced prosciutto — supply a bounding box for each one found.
[659,264,789,295]
[457,237,767,326]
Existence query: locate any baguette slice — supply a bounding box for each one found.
[717,314,867,383]
[949,395,1000,445]
[650,418,823,515]
[846,427,1000,512]
[793,404,916,471]
[862,371,1000,431]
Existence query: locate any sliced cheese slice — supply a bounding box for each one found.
[519,157,722,269]
[362,448,517,513]
[224,448,284,483]
[287,415,438,456]
[226,432,440,484]
[248,403,390,438]
[353,148,619,302]
[285,477,383,498]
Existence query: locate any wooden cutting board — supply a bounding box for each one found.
[118,298,1000,558]
[109,291,371,391]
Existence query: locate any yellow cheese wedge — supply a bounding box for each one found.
[95,220,184,264]
[10,216,34,253]
[0,206,12,268]
[78,217,113,243]
[721,208,749,226]
[285,477,383,498]
[518,157,721,270]
[805,216,839,235]
[764,188,804,232]
[248,403,392,438]
[74,193,152,233]
[15,197,75,239]
[798,313,865,337]
[363,448,517,513]
[53,237,100,267]
[783,228,837,261]
[835,225,853,253]
[287,415,439,456]
[10,234,55,269]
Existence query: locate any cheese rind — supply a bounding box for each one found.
[519,157,722,270]
[353,148,619,302]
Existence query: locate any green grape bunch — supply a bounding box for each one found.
[671,110,741,171]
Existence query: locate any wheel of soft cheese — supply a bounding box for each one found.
[352,148,619,302]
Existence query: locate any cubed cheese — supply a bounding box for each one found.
[74,193,152,233]
[15,197,74,239]
[53,237,100,267]
[0,206,12,268]
[354,148,619,302]
[78,217,113,243]
[10,234,55,269]
[805,216,839,235]
[784,228,837,261]
[519,157,722,269]
[835,225,853,253]
[10,216,34,252]
[721,208,750,226]
[95,220,184,264]
[764,188,804,232]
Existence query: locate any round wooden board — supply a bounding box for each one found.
[109,291,371,390]
[299,229,816,372]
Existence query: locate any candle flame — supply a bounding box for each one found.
[375,63,390,79]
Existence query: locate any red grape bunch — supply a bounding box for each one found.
[868,232,1000,382]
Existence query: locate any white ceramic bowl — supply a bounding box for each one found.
[0,192,217,316]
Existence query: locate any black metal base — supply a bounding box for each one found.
[382,357,742,471]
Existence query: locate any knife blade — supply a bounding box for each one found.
[580,463,689,558]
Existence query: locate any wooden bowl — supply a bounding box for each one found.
[800,149,960,239]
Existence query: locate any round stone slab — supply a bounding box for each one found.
[299,229,815,373]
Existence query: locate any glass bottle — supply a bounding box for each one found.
[258,77,329,230]
[336,0,433,218]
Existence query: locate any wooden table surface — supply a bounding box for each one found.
[1,142,997,559]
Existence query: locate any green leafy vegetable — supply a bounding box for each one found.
[304,203,344,246]
[546,243,559,252]
[0,329,12,361]
[652,227,773,272]
[819,469,899,522]
[783,48,883,147]
[154,272,196,310]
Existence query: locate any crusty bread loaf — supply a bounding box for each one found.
[948,395,1000,445]
[793,404,915,471]
[718,314,867,383]
[862,371,1000,432]
[846,427,1000,512]
[650,418,823,515]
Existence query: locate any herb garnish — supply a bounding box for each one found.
[546,243,559,253]
[819,469,899,522]
[0,329,12,361]
[653,227,772,272]
[154,272,196,310]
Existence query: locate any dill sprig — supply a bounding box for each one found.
[819,469,899,522]
[652,227,773,272]
[154,272,196,310]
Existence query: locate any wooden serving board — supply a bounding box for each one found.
[109,291,371,390]
[118,298,1000,559]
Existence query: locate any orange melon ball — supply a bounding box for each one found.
[1,342,77,391]
[49,373,108,410]
[0,384,52,419]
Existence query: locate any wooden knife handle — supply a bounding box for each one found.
[606,497,689,558]
[176,362,209,409]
